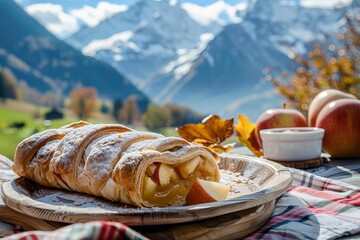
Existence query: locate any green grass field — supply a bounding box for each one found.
[0,100,180,160]
[0,100,109,159]
[0,106,76,159]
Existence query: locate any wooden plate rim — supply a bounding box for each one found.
[1,154,292,226]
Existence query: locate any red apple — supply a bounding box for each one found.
[308,89,356,127]
[185,178,230,205]
[255,109,307,146]
[315,98,360,158]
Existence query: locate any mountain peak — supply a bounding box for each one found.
[0,0,143,102]
[66,0,219,86]
[182,0,246,27]
[143,0,352,120]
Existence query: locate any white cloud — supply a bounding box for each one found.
[70,2,128,28]
[25,1,128,39]
[300,0,352,9]
[26,3,79,38]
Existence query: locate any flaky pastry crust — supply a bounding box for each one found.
[13,122,220,207]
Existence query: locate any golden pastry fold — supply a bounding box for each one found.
[13,122,220,207]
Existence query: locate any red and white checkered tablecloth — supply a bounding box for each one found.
[1,153,360,240]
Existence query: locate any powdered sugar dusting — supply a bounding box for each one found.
[13,122,222,207]
[51,124,132,175]
[82,131,162,194]
[84,133,113,159]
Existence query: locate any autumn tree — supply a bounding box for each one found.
[142,104,172,131]
[69,87,98,119]
[119,96,140,125]
[0,67,18,102]
[268,14,360,115]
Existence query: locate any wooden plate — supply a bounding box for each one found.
[140,200,275,239]
[1,154,292,226]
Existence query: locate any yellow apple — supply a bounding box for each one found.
[185,178,230,205]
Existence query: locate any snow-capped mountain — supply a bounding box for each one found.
[66,0,227,88]
[146,0,353,120]
[23,0,355,120]
[182,0,247,26]
[0,0,143,102]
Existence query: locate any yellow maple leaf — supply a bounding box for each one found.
[234,114,262,157]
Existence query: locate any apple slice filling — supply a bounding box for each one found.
[186,178,230,205]
[142,156,218,206]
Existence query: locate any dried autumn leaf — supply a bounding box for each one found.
[202,115,234,143]
[234,114,262,157]
[176,114,234,152]
[176,122,217,146]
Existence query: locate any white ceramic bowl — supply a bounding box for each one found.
[260,127,325,161]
